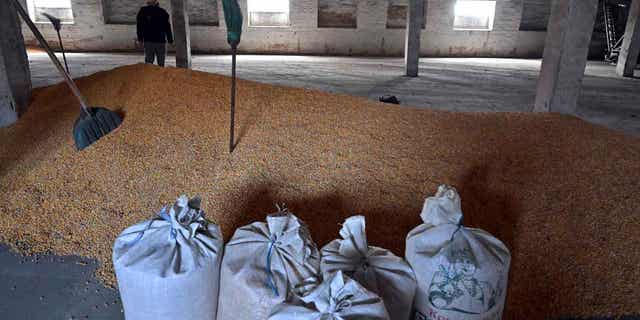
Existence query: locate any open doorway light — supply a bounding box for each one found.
[453,0,496,31]
[27,0,74,24]
[247,0,290,27]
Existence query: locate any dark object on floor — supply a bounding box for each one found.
[379,95,400,104]
[13,0,122,151]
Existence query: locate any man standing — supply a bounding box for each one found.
[137,0,173,67]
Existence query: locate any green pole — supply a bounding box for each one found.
[222,0,242,153]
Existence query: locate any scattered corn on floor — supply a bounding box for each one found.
[1,64,639,319]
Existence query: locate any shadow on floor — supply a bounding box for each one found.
[0,244,123,320]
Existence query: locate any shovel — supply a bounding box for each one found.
[41,12,69,74]
[222,0,243,153]
[13,0,122,150]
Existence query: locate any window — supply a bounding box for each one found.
[247,0,290,27]
[27,0,74,24]
[103,0,137,25]
[386,0,427,29]
[453,0,496,31]
[189,0,220,27]
[318,0,357,29]
[104,0,220,26]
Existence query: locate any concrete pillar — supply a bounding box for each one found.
[0,0,32,127]
[534,0,599,113]
[405,0,424,77]
[171,0,191,69]
[616,0,640,77]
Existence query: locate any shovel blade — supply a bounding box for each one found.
[73,107,123,150]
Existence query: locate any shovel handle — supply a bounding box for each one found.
[56,30,70,74]
[12,0,91,116]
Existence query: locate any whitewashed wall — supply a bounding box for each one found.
[19,0,557,57]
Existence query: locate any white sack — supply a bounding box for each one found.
[113,195,224,320]
[406,185,511,320]
[217,209,321,320]
[320,215,416,320]
[269,270,390,320]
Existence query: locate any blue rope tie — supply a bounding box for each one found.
[157,207,177,240]
[126,206,176,247]
[265,239,279,297]
[448,214,464,242]
[126,219,154,247]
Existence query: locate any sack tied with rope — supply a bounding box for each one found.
[217,207,321,320]
[406,185,511,320]
[320,215,416,320]
[269,270,390,320]
[113,195,224,320]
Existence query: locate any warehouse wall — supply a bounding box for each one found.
[19,0,558,57]
[519,0,551,31]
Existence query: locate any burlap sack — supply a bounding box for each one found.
[269,270,390,320]
[217,209,321,320]
[113,195,223,320]
[321,215,416,320]
[406,185,511,320]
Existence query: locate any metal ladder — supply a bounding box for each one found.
[603,0,624,63]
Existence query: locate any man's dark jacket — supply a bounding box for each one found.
[136,5,173,43]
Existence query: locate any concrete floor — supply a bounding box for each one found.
[2,53,640,319]
[26,52,640,136]
[0,245,122,319]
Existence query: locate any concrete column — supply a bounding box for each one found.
[405,0,424,77]
[616,0,640,77]
[0,0,32,127]
[534,0,599,113]
[171,0,191,69]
